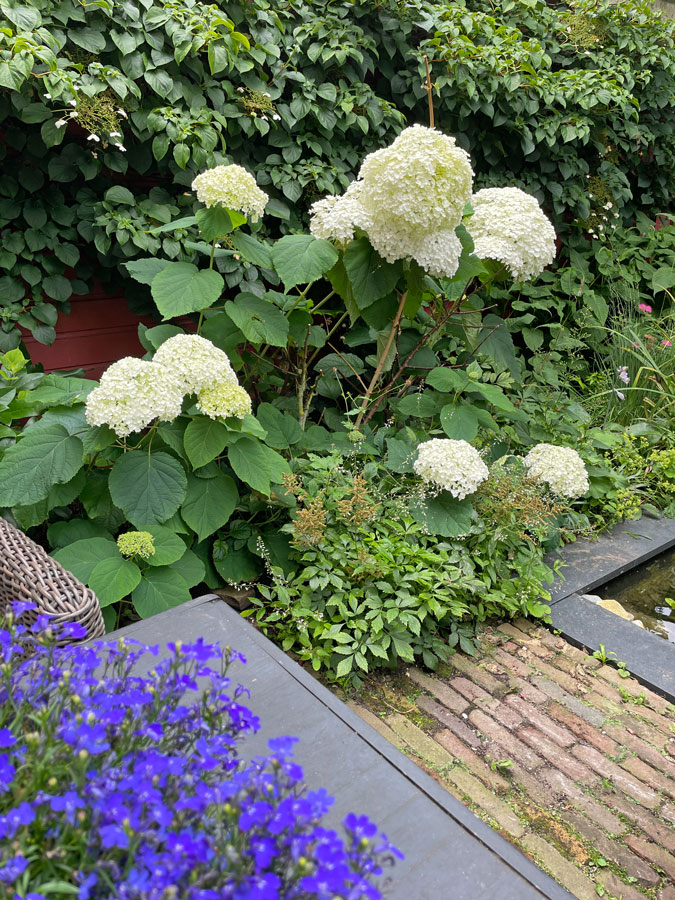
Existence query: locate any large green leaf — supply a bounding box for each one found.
[225,293,289,347]
[271,234,338,289]
[151,262,224,320]
[213,545,260,584]
[410,495,474,537]
[184,418,230,468]
[195,207,244,241]
[0,425,83,506]
[47,519,114,550]
[343,238,401,309]
[426,367,470,393]
[132,568,192,618]
[440,405,479,441]
[181,472,238,542]
[52,538,121,584]
[231,231,273,269]
[171,549,206,589]
[89,557,142,607]
[144,526,187,567]
[227,437,290,495]
[466,382,519,415]
[256,403,302,449]
[109,451,187,527]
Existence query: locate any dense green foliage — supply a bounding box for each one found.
[2,0,675,685]
[2,0,675,349]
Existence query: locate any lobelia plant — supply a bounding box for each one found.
[0,601,402,898]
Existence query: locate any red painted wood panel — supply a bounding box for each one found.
[21,297,155,379]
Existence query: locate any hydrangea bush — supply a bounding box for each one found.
[0,603,401,898]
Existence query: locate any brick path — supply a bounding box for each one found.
[350,619,675,900]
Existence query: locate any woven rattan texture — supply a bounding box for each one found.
[0,517,105,640]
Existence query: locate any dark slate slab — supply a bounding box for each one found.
[549,593,675,703]
[546,516,675,603]
[108,596,572,900]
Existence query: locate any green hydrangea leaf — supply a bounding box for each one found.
[181,472,238,542]
[109,451,187,527]
[0,424,83,506]
[151,262,224,319]
[132,568,192,618]
[271,234,338,289]
[89,557,142,607]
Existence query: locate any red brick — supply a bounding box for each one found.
[518,727,596,783]
[561,810,659,886]
[539,768,625,833]
[658,886,675,900]
[605,723,675,777]
[607,794,675,853]
[620,756,675,800]
[596,871,650,900]
[450,676,492,703]
[624,834,675,881]
[482,698,523,730]
[532,678,606,726]
[506,695,576,746]
[416,695,482,749]
[626,703,675,737]
[406,668,469,714]
[548,701,619,755]
[571,745,660,808]
[469,709,544,770]
[435,729,509,793]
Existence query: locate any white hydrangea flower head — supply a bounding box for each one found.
[409,228,463,278]
[309,181,371,245]
[523,443,589,499]
[191,164,268,221]
[197,381,252,420]
[358,125,473,232]
[85,358,183,437]
[466,186,556,281]
[413,438,489,500]
[153,334,238,396]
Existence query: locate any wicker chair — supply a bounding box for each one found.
[0,516,105,640]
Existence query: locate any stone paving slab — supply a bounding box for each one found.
[355,618,675,900]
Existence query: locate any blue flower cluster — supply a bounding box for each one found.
[0,602,401,899]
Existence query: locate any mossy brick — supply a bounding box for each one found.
[416,694,483,749]
[498,623,550,659]
[607,794,675,853]
[506,695,576,746]
[435,729,510,793]
[346,703,399,744]
[571,745,660,808]
[442,765,526,838]
[405,668,469,715]
[528,657,580,694]
[596,665,671,715]
[605,724,675,777]
[492,647,536,680]
[662,802,675,824]
[539,768,625,835]
[547,701,617,754]
[521,833,598,900]
[386,713,456,769]
[560,809,659,887]
[620,756,675,801]
[518,727,596,784]
[446,653,509,694]
[617,713,673,752]
[658,886,675,900]
[624,834,675,881]
[469,709,545,771]
[596,870,653,900]
[532,677,605,726]
[507,763,560,807]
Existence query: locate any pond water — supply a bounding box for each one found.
[598,548,675,643]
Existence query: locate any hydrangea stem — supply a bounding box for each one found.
[355,290,408,430]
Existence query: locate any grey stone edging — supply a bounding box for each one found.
[544,516,675,702]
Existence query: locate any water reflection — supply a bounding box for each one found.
[599,548,675,643]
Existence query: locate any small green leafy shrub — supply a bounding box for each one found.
[248,449,568,687]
